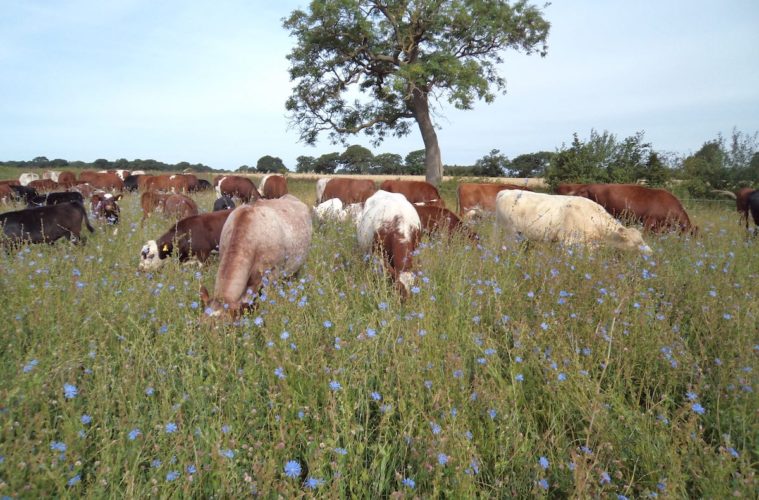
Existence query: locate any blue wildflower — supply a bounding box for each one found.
[437,453,449,465]
[23,359,38,373]
[539,456,549,470]
[50,441,67,452]
[600,471,611,485]
[63,383,78,399]
[691,403,705,415]
[220,449,234,459]
[166,471,180,481]
[186,464,197,474]
[80,415,92,425]
[370,391,381,401]
[538,478,549,489]
[128,428,141,440]
[334,447,348,456]
[151,459,162,468]
[165,422,177,433]
[515,373,524,382]
[284,460,302,478]
[67,474,81,486]
[145,387,154,396]
[323,320,333,328]
[430,422,442,435]
[305,477,324,489]
[402,477,415,489]
[329,380,341,391]
[274,367,285,380]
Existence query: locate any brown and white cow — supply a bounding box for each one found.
[414,205,478,241]
[457,182,532,218]
[91,193,122,225]
[495,190,652,253]
[199,195,312,317]
[18,173,40,186]
[0,184,13,203]
[313,198,363,224]
[316,177,376,205]
[573,183,694,233]
[139,210,232,271]
[357,190,422,298]
[259,174,288,198]
[379,179,445,208]
[215,176,261,203]
[28,179,59,192]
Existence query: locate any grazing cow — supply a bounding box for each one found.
[19,173,40,186]
[139,210,232,271]
[91,193,121,224]
[0,179,21,186]
[56,171,76,187]
[495,190,652,252]
[216,176,261,203]
[78,171,99,183]
[123,174,142,192]
[0,201,94,245]
[213,196,236,212]
[142,174,191,193]
[379,179,445,208]
[574,183,694,233]
[414,205,478,240]
[43,171,62,182]
[83,172,124,191]
[163,194,199,220]
[69,183,97,199]
[26,191,84,208]
[313,198,363,224]
[457,182,532,218]
[10,185,39,205]
[316,177,376,205]
[196,179,213,191]
[199,195,313,317]
[28,179,59,192]
[0,184,12,203]
[554,183,586,195]
[748,190,759,228]
[357,190,422,297]
[140,191,171,223]
[259,174,288,198]
[735,187,757,228]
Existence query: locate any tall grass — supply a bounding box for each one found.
[0,176,756,497]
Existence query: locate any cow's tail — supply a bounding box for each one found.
[73,200,95,232]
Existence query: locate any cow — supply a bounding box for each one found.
[139,210,232,271]
[457,182,532,218]
[43,170,62,182]
[213,196,236,212]
[736,187,757,229]
[91,193,121,224]
[28,179,59,192]
[0,179,20,186]
[316,177,376,205]
[26,191,84,208]
[0,201,94,245]
[196,179,213,191]
[414,205,478,240]
[313,198,363,224]
[140,191,172,223]
[131,170,147,176]
[69,183,97,199]
[9,185,39,205]
[379,179,445,208]
[0,184,13,203]
[83,172,124,191]
[748,190,759,229]
[142,174,191,193]
[199,195,313,318]
[494,190,652,253]
[216,176,261,203]
[573,183,694,233]
[259,174,288,198]
[163,194,199,220]
[123,174,142,192]
[18,173,40,186]
[56,171,76,187]
[357,190,422,298]
[78,171,99,183]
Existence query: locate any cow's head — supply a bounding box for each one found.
[199,286,253,320]
[138,239,173,271]
[610,226,652,253]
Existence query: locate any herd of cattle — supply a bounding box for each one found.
[1,169,758,317]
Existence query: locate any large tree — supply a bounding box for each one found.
[283,1,550,186]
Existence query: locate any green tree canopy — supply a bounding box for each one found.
[256,155,287,173]
[370,152,403,174]
[283,0,550,186]
[404,149,426,175]
[472,149,508,177]
[339,145,374,173]
[295,156,316,173]
[314,152,341,174]
[509,151,552,177]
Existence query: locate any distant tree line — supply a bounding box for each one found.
[4,128,756,198]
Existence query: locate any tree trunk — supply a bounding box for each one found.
[410,88,443,186]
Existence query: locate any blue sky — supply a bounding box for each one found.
[1,1,757,170]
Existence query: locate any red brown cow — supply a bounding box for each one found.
[140,191,172,223]
[357,190,422,298]
[574,184,694,233]
[316,177,377,205]
[0,180,21,187]
[28,179,59,192]
[259,174,288,198]
[82,172,124,191]
[142,174,192,193]
[735,187,757,228]
[139,210,232,271]
[163,194,199,220]
[457,182,532,218]
[379,179,445,208]
[199,195,313,318]
[57,171,76,187]
[78,171,99,183]
[216,176,261,203]
[414,205,478,240]
[0,184,13,203]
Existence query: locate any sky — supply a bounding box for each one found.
[1,0,758,170]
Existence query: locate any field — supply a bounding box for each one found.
[0,173,756,497]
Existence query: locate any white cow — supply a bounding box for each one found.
[19,173,40,186]
[314,199,363,224]
[357,190,422,296]
[42,171,61,182]
[495,190,652,253]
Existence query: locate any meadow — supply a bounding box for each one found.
[0,173,756,498]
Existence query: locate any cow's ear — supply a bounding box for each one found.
[199,285,210,306]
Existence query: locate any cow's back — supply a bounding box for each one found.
[380,180,443,207]
[322,178,376,205]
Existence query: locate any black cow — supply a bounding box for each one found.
[213,196,236,212]
[123,175,142,192]
[26,191,84,208]
[0,201,94,245]
[196,179,212,191]
[10,185,39,204]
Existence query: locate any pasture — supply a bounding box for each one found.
[0,174,756,497]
